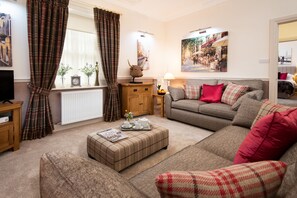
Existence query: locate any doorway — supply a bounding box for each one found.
[269,14,297,104]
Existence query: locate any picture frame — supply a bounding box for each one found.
[0,13,12,67]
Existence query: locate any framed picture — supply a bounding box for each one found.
[278,45,292,65]
[181,31,228,72]
[0,13,12,67]
[137,39,150,70]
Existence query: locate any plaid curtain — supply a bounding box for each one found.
[94,8,121,122]
[22,0,69,140]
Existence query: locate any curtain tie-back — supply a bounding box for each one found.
[28,83,51,96]
[107,83,118,92]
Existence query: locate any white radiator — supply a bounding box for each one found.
[61,89,103,125]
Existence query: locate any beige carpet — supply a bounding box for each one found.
[0,115,212,198]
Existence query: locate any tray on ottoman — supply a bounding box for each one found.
[87,124,169,172]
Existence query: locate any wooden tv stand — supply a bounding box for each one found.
[0,101,22,152]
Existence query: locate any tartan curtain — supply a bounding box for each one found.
[22,0,69,140]
[94,8,121,122]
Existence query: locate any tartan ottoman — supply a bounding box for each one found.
[87,124,169,172]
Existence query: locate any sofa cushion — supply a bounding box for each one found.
[280,142,297,164]
[200,83,224,103]
[232,98,262,128]
[168,86,185,101]
[276,162,297,198]
[234,109,297,164]
[155,161,287,198]
[184,84,201,99]
[251,100,296,128]
[196,125,249,161]
[129,146,232,198]
[221,82,249,105]
[40,152,145,198]
[172,99,205,113]
[199,103,237,120]
[231,90,264,111]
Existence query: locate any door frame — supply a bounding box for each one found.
[269,14,297,103]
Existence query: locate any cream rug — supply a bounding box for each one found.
[0,115,212,198]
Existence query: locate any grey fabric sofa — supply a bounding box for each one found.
[40,98,297,198]
[165,79,264,131]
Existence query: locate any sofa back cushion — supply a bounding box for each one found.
[234,109,297,164]
[218,79,263,91]
[276,162,297,198]
[168,86,185,101]
[155,161,287,198]
[221,82,249,105]
[231,90,264,111]
[200,83,224,103]
[232,97,262,128]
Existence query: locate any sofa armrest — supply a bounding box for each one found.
[164,94,173,118]
[40,152,146,198]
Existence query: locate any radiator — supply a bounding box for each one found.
[61,89,103,125]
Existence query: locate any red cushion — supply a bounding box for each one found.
[279,72,288,80]
[234,109,297,164]
[200,83,224,103]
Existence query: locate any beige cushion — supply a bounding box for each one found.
[168,86,185,101]
[40,151,145,198]
[231,90,264,111]
[199,103,237,120]
[232,97,262,128]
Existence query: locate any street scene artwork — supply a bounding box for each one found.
[0,13,12,67]
[181,31,228,72]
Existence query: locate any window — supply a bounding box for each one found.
[55,29,103,87]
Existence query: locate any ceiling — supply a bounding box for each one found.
[77,0,229,22]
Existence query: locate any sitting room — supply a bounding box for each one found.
[0,0,297,197]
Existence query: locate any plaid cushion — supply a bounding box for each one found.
[184,85,201,99]
[251,100,296,128]
[221,82,249,105]
[155,161,287,198]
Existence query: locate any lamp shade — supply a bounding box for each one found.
[164,72,175,80]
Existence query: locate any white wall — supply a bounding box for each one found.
[164,0,297,79]
[1,0,30,80]
[4,0,165,81]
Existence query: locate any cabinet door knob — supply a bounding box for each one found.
[133,89,138,92]
[145,88,148,91]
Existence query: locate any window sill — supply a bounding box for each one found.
[52,85,107,91]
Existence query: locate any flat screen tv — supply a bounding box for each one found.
[0,70,14,103]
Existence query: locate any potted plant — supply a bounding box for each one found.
[81,63,96,85]
[57,63,72,86]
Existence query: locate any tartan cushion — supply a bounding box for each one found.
[251,100,296,128]
[184,84,201,99]
[155,161,287,198]
[221,82,249,105]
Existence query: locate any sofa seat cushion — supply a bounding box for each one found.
[196,125,250,161]
[40,151,146,198]
[129,146,232,198]
[198,103,237,120]
[172,99,206,113]
[155,161,287,198]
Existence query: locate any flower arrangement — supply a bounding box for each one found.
[124,110,133,121]
[57,63,72,85]
[80,63,96,85]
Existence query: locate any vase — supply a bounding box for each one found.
[87,76,90,86]
[95,70,99,86]
[61,76,64,87]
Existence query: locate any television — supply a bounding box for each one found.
[0,70,14,103]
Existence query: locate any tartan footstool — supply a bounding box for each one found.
[87,124,169,171]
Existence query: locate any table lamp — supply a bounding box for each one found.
[163,72,175,89]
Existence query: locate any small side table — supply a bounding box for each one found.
[153,94,165,117]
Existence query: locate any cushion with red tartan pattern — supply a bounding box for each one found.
[155,161,287,198]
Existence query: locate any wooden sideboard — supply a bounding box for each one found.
[120,83,153,117]
[0,101,22,152]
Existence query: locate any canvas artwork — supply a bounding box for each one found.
[137,39,150,70]
[278,46,292,65]
[0,13,12,67]
[181,31,228,72]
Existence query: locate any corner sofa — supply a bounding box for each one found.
[165,79,264,131]
[40,98,297,198]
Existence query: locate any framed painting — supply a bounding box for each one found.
[0,13,12,67]
[137,39,150,70]
[181,31,228,72]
